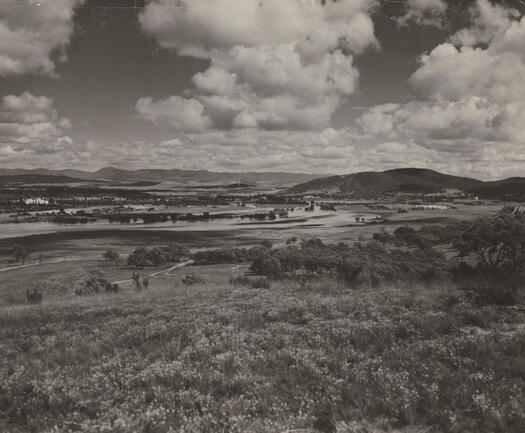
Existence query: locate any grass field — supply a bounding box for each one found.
[1,263,524,433]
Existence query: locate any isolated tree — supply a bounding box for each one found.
[26,287,43,304]
[128,247,149,269]
[75,270,117,295]
[260,239,274,249]
[286,236,298,245]
[132,271,142,290]
[455,215,525,272]
[373,229,394,246]
[103,248,120,263]
[393,226,416,244]
[13,245,29,265]
[250,254,282,278]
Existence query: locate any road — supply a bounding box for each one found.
[112,260,195,285]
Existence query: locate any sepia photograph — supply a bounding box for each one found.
[1,0,525,432]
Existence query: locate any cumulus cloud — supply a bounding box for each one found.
[357,0,525,178]
[450,0,520,46]
[0,0,83,76]
[139,0,376,58]
[0,92,74,155]
[395,0,448,28]
[137,0,377,132]
[136,96,212,133]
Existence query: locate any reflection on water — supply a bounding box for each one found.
[0,206,379,240]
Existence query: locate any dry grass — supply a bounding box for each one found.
[1,264,525,433]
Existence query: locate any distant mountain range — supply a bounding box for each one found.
[0,167,323,187]
[287,168,525,199]
[0,174,86,186]
[2,167,524,199]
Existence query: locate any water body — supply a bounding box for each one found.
[0,207,379,241]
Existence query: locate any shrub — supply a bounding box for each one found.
[250,277,270,289]
[26,287,43,304]
[128,247,149,269]
[372,229,394,245]
[260,239,274,249]
[229,275,251,286]
[249,254,282,278]
[457,268,522,306]
[75,270,118,296]
[336,258,363,286]
[132,271,142,290]
[182,274,206,285]
[166,243,190,261]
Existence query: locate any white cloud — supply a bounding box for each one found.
[0,92,73,155]
[136,96,212,133]
[0,0,83,76]
[396,0,448,28]
[139,0,377,58]
[137,0,377,132]
[450,0,520,46]
[357,0,525,178]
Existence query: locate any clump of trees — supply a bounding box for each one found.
[193,245,267,265]
[453,215,525,305]
[128,243,190,269]
[371,223,469,250]
[188,214,525,304]
[455,216,525,272]
[75,270,119,296]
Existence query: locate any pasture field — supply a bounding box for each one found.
[1,263,525,433]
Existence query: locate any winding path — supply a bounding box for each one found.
[112,260,194,285]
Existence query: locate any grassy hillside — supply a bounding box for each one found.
[1,263,524,433]
[287,168,525,198]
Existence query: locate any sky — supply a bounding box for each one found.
[0,0,524,179]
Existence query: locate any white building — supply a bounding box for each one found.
[24,197,49,205]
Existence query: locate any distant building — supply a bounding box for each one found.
[24,197,49,205]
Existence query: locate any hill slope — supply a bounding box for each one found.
[0,167,322,187]
[288,168,525,198]
[0,174,85,186]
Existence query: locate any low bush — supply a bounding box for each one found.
[75,270,119,296]
[229,275,251,286]
[25,287,43,304]
[250,277,270,289]
[182,274,206,285]
[457,268,522,306]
